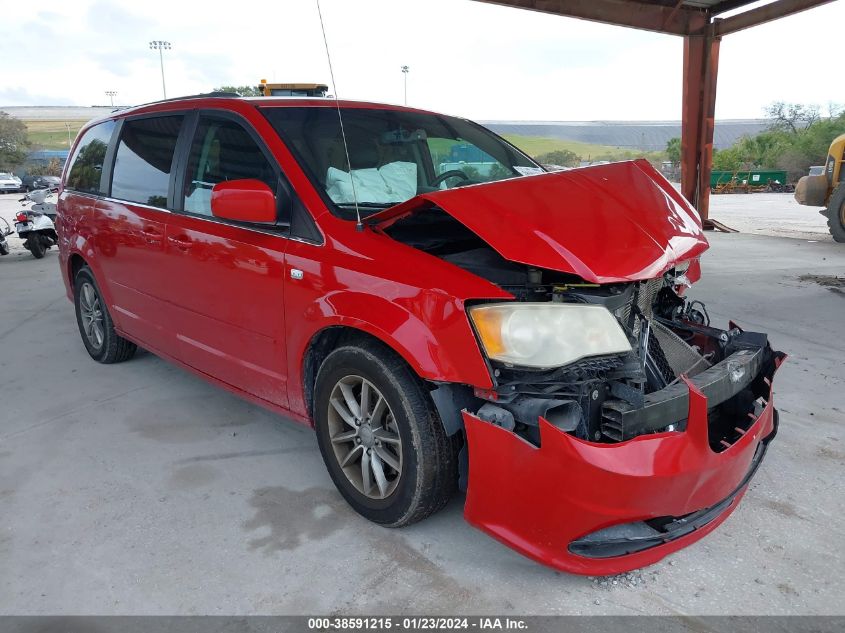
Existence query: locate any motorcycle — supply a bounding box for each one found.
[0,216,12,256]
[16,188,59,259]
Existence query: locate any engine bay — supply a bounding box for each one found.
[384,207,781,450]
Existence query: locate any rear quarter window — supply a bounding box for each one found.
[65,120,116,195]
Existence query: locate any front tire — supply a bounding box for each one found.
[314,341,458,527]
[74,266,137,363]
[824,186,845,243]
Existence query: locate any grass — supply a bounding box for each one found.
[501,134,629,160]
[23,120,88,150]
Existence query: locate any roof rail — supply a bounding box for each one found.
[157,91,242,102]
[116,91,244,112]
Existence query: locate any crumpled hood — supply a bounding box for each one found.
[368,159,708,283]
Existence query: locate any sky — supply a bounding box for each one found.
[0,0,841,121]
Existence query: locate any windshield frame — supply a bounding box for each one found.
[260,105,544,220]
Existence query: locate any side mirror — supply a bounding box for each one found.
[210,179,276,223]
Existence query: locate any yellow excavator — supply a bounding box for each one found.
[794,133,845,242]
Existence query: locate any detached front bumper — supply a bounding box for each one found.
[462,355,784,575]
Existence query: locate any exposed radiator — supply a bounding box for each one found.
[651,319,711,378]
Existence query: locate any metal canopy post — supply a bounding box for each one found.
[681,24,721,228]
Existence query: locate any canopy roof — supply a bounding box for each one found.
[474,0,834,37]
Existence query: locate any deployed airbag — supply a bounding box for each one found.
[326,161,417,204]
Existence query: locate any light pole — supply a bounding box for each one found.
[149,40,171,99]
[105,90,117,107]
[401,65,409,105]
[64,122,71,148]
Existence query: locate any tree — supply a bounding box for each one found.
[712,106,845,181]
[0,112,30,170]
[27,158,64,177]
[65,139,108,191]
[213,85,262,97]
[765,102,820,134]
[665,137,681,166]
[536,149,580,167]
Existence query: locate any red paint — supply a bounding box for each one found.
[211,179,277,223]
[463,358,783,575]
[369,160,709,283]
[58,97,506,421]
[56,96,780,575]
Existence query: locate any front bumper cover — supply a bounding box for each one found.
[462,355,783,575]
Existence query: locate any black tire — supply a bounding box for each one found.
[824,186,845,243]
[314,340,458,527]
[27,234,46,259]
[73,266,137,363]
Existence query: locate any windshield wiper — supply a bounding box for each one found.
[335,202,400,209]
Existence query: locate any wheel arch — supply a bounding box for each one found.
[302,325,423,424]
[64,245,118,324]
[68,252,87,282]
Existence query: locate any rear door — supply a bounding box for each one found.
[96,114,185,353]
[162,111,290,407]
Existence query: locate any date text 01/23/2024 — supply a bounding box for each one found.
[307,617,528,630]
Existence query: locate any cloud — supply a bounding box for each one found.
[85,1,156,37]
[0,0,842,120]
[0,88,73,107]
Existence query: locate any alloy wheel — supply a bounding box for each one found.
[327,375,403,500]
[79,282,105,350]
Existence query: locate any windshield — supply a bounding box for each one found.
[263,107,542,218]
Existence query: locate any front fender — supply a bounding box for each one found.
[324,289,491,381]
[282,224,513,422]
[286,288,494,420]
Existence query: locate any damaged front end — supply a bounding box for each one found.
[458,273,784,574]
[370,162,784,574]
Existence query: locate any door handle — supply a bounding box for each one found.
[141,227,162,244]
[168,235,193,250]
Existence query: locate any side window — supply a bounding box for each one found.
[183,116,278,218]
[65,120,116,194]
[111,116,183,209]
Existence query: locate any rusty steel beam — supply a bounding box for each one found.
[713,0,835,36]
[681,28,720,225]
[473,0,707,35]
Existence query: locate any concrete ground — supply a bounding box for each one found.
[0,193,843,616]
[708,192,832,242]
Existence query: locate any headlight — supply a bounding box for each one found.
[469,303,631,369]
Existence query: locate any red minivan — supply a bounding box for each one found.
[57,95,783,575]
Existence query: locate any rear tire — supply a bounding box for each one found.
[74,266,137,363]
[313,340,458,527]
[824,186,845,243]
[27,234,46,259]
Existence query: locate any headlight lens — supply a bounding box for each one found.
[469,303,631,369]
